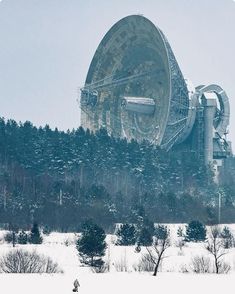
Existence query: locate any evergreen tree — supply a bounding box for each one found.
[76,221,106,267]
[4,231,15,245]
[0,117,233,228]
[29,223,43,244]
[220,226,234,248]
[177,226,184,237]
[154,224,169,240]
[142,217,155,236]
[185,220,206,242]
[18,230,28,244]
[116,224,137,245]
[138,227,153,246]
[136,216,154,246]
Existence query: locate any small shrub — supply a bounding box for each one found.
[133,254,155,272]
[64,239,70,247]
[4,232,14,244]
[91,258,105,269]
[217,262,231,274]
[64,236,76,247]
[186,255,230,274]
[190,255,211,273]
[114,257,128,272]
[0,249,63,273]
[91,262,109,273]
[180,264,189,273]
[4,231,17,246]
[175,238,185,250]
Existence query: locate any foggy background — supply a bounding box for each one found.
[0,0,234,144]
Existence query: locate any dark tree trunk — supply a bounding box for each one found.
[153,252,163,276]
[215,257,219,274]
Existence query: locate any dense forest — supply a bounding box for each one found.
[0,118,235,231]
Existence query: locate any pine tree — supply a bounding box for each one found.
[155,224,169,240]
[136,216,154,246]
[29,223,43,244]
[76,221,106,267]
[138,227,153,246]
[18,230,28,244]
[177,226,184,237]
[116,224,137,245]
[185,220,206,242]
[220,226,234,248]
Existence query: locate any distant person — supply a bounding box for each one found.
[72,278,80,292]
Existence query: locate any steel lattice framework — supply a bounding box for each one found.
[80,15,230,158]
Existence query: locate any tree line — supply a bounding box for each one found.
[77,219,235,275]
[0,117,234,230]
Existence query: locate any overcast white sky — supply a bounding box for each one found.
[0,0,234,143]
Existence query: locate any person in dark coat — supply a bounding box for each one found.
[72,279,80,292]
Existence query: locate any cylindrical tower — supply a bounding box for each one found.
[202,96,217,165]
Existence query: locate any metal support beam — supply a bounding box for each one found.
[202,96,217,165]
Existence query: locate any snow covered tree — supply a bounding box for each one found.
[138,227,153,246]
[76,221,106,268]
[135,215,154,247]
[0,117,232,229]
[176,226,185,251]
[177,226,184,237]
[29,223,43,244]
[220,226,234,249]
[4,231,16,247]
[185,220,206,242]
[155,224,169,240]
[18,230,28,244]
[116,224,137,246]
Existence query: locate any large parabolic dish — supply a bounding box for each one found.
[81,15,196,150]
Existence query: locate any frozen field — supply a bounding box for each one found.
[0,272,234,294]
[0,224,235,294]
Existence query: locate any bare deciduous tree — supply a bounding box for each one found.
[206,226,230,274]
[145,225,170,276]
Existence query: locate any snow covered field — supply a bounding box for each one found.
[0,225,235,294]
[0,272,234,294]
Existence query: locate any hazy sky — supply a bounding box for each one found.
[0,0,234,143]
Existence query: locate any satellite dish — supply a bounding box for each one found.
[80,15,196,149]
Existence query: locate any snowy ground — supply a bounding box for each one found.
[0,224,235,294]
[0,272,235,294]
